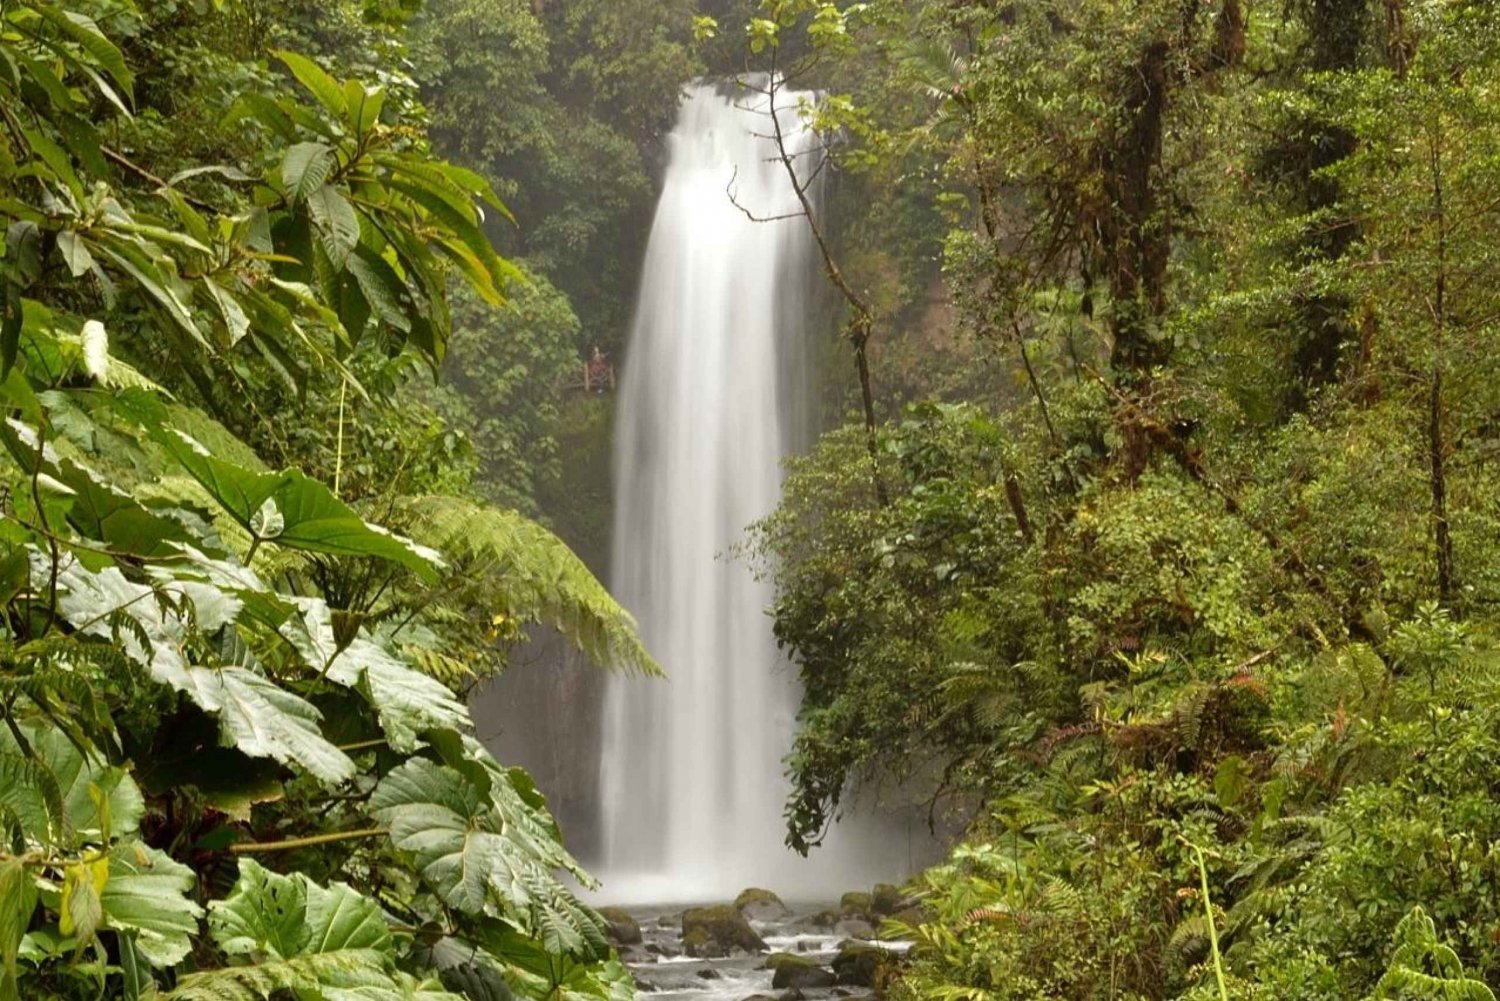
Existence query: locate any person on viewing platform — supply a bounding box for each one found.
[586,345,614,393]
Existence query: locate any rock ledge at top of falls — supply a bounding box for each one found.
[735,888,793,922]
[681,906,769,958]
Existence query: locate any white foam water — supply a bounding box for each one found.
[596,80,892,904]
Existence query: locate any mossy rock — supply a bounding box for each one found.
[838,891,873,918]
[808,909,839,928]
[766,953,835,990]
[832,940,886,988]
[883,905,929,934]
[871,883,905,915]
[736,887,791,920]
[834,917,875,940]
[681,905,767,957]
[597,906,642,945]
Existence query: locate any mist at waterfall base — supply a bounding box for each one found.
[595,81,911,906]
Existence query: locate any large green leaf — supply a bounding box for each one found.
[369,758,499,916]
[31,6,133,99]
[177,665,355,785]
[344,247,413,334]
[211,861,391,962]
[188,861,433,1000]
[46,555,353,784]
[20,725,143,842]
[157,431,441,581]
[166,951,391,1001]
[0,858,37,1001]
[307,184,360,269]
[281,142,336,204]
[100,842,202,968]
[273,50,347,119]
[282,600,467,751]
[10,438,198,558]
[369,756,607,962]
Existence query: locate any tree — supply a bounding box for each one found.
[0,3,654,997]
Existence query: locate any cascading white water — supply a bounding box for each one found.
[597,80,879,903]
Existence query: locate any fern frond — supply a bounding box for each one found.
[1033,876,1084,917]
[1373,906,1495,999]
[1166,913,1212,972]
[401,496,659,677]
[165,950,392,1000]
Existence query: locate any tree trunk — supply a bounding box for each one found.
[1427,126,1455,606]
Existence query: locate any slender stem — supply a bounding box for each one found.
[1016,328,1060,449]
[1188,841,1229,1001]
[335,738,388,752]
[334,378,348,496]
[230,827,386,855]
[100,147,218,211]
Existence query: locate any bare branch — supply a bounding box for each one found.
[725,166,807,224]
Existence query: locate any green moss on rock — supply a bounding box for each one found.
[832,940,886,988]
[736,887,791,920]
[839,891,873,917]
[597,906,642,945]
[681,905,767,957]
[766,953,836,990]
[871,883,904,915]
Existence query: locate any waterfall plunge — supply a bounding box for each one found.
[597,81,883,904]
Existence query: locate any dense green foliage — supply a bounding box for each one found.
[0,0,658,997]
[732,0,1500,997]
[13,0,1500,996]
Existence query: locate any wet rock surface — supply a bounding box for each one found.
[682,906,769,957]
[616,897,911,1001]
[600,906,644,945]
[767,954,836,990]
[736,888,794,922]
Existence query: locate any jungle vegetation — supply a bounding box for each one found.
[732,1,1500,998]
[6,0,1500,999]
[0,0,667,997]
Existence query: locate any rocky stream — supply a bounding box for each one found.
[599,888,919,1001]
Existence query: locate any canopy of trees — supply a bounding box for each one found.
[0,0,662,997]
[729,0,1500,997]
[8,0,1500,999]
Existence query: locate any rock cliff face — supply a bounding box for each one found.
[471,628,608,859]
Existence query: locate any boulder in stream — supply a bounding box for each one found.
[871,884,906,916]
[838,892,873,919]
[832,940,887,988]
[597,906,643,946]
[835,918,875,940]
[682,905,768,957]
[884,906,929,933]
[808,909,840,928]
[766,953,836,990]
[735,887,793,921]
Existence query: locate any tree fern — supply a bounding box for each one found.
[164,950,396,1001]
[1372,906,1495,1000]
[400,495,658,676]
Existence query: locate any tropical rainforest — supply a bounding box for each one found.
[2,0,1500,999]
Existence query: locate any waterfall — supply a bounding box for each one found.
[597,80,878,904]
